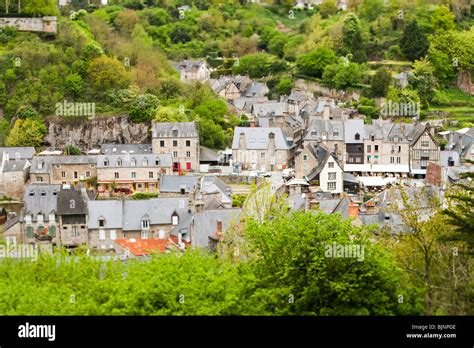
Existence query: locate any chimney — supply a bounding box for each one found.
[216,219,223,240]
[349,201,359,218]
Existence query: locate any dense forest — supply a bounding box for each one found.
[0,0,473,150]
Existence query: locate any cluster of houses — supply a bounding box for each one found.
[1,65,473,257]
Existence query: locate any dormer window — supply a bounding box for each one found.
[333,129,339,137]
[172,129,178,137]
[98,217,105,227]
[37,214,44,224]
[29,191,35,197]
[103,160,109,167]
[37,162,43,170]
[143,158,148,166]
[41,191,46,196]
[172,211,179,226]
[117,158,122,167]
[131,158,136,167]
[355,133,360,141]
[155,158,160,166]
[15,152,20,160]
[371,135,375,141]
[141,219,150,229]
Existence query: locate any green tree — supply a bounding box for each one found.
[409,58,438,104]
[0,119,10,146]
[400,21,429,61]
[129,93,160,123]
[88,56,130,93]
[64,144,81,155]
[23,0,58,16]
[296,47,337,78]
[371,68,392,97]
[64,73,84,98]
[5,118,47,148]
[358,0,386,21]
[232,53,283,79]
[319,0,338,19]
[323,61,365,89]
[432,5,455,32]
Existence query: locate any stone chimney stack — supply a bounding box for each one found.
[217,220,223,240]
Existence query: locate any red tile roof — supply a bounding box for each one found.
[115,237,190,257]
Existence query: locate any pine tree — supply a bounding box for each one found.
[400,20,429,61]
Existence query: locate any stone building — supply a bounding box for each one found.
[96,153,172,195]
[303,119,345,160]
[50,156,97,186]
[0,147,35,199]
[344,119,365,164]
[57,187,92,248]
[152,122,200,173]
[232,127,293,171]
[406,124,440,176]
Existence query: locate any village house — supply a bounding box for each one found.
[303,119,345,160]
[175,59,210,83]
[295,143,344,194]
[56,186,93,248]
[49,156,97,186]
[406,123,440,176]
[87,197,191,250]
[151,122,200,173]
[96,153,172,195]
[257,112,305,150]
[21,184,61,246]
[199,176,232,208]
[232,127,293,171]
[344,119,365,165]
[445,127,474,162]
[29,156,53,184]
[0,147,35,199]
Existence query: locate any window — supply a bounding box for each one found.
[159,230,165,239]
[141,230,149,239]
[86,171,90,178]
[186,140,191,147]
[142,159,148,166]
[390,157,394,164]
[110,230,116,240]
[374,145,379,152]
[141,220,150,229]
[131,172,136,179]
[49,214,55,223]
[328,162,334,168]
[421,141,429,147]
[98,218,105,227]
[371,135,375,141]
[99,229,106,240]
[173,140,178,147]
[103,160,109,167]
[421,156,430,169]
[172,213,179,225]
[160,140,165,147]
[328,172,336,180]
[173,151,178,158]
[355,133,360,141]
[131,159,136,167]
[391,145,395,153]
[186,151,191,158]
[72,226,79,237]
[333,129,339,137]
[25,214,32,224]
[303,154,308,161]
[61,171,66,178]
[155,158,160,165]
[149,172,153,178]
[114,172,119,179]
[74,171,78,179]
[37,214,44,224]
[367,145,371,152]
[397,157,401,164]
[117,159,122,167]
[327,182,336,190]
[355,157,361,163]
[374,155,379,160]
[367,155,371,162]
[398,146,401,152]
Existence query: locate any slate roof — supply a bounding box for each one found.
[405,123,428,145]
[178,59,206,72]
[232,97,268,111]
[306,143,341,181]
[52,156,97,165]
[23,184,60,219]
[440,151,461,167]
[201,176,232,204]
[87,200,123,229]
[232,127,292,150]
[122,197,190,231]
[152,122,198,138]
[305,120,344,142]
[2,160,28,172]
[97,154,172,168]
[57,188,88,215]
[344,119,365,143]
[251,102,288,116]
[159,175,199,193]
[0,147,35,161]
[30,157,53,174]
[200,146,220,162]
[243,82,268,98]
[101,144,153,155]
[192,209,241,248]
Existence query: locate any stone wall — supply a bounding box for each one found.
[0,16,57,34]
